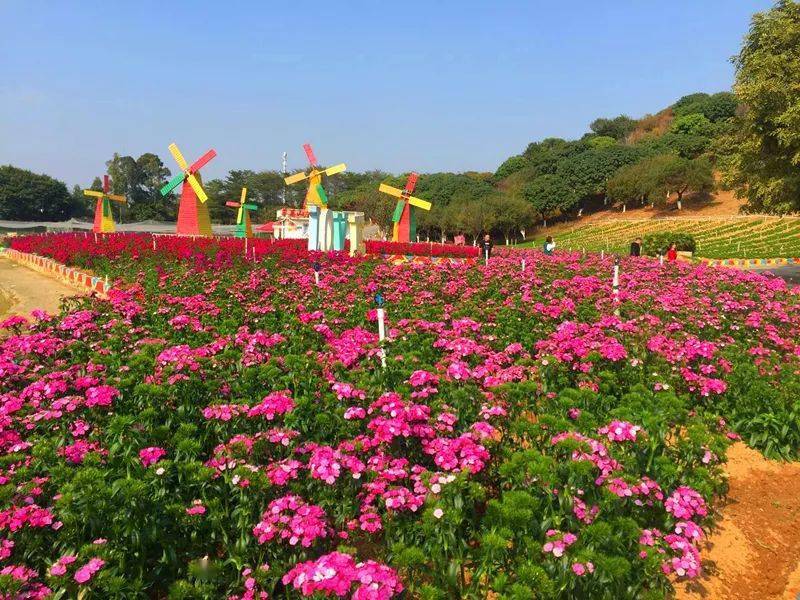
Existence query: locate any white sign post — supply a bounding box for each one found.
[521,258,526,272]
[612,257,620,317]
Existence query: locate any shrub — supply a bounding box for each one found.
[642,232,696,255]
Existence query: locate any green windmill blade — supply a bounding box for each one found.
[315,184,329,206]
[243,203,258,211]
[392,199,405,223]
[160,173,186,196]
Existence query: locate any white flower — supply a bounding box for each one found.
[155,467,165,475]
[433,508,444,519]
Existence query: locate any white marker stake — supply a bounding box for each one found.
[485,248,489,265]
[601,250,605,260]
[613,262,620,317]
[377,307,387,368]
[314,271,320,286]
[521,258,526,272]
[153,237,157,251]
[94,233,98,244]
[659,254,664,266]
[244,237,248,257]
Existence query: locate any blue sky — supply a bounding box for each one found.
[0,0,774,187]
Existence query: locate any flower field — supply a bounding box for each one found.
[1,234,799,599]
[524,216,800,258]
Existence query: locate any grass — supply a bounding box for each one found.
[518,216,800,259]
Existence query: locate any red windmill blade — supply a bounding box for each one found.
[303,143,318,167]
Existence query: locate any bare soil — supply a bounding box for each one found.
[674,443,800,600]
[0,256,79,320]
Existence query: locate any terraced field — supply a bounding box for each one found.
[523,216,800,258]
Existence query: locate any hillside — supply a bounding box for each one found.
[520,187,800,259]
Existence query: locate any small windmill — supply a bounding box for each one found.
[225,187,257,238]
[160,142,217,237]
[283,143,346,210]
[378,173,431,243]
[84,175,126,234]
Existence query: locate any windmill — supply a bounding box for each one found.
[283,143,346,210]
[84,175,126,234]
[160,142,217,237]
[225,187,257,238]
[378,173,431,243]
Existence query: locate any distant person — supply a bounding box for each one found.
[666,242,678,262]
[480,234,493,260]
[543,236,556,255]
[630,237,642,257]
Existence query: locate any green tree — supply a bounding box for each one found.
[721,0,800,213]
[494,155,528,180]
[670,113,716,138]
[589,115,637,140]
[522,175,572,226]
[105,153,174,221]
[608,155,714,209]
[0,165,76,220]
[491,193,536,244]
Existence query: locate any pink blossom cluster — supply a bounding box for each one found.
[597,420,642,442]
[139,446,167,467]
[542,529,578,558]
[247,391,294,420]
[282,552,403,599]
[665,486,708,520]
[253,495,329,547]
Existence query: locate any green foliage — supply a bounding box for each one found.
[494,155,529,180]
[523,174,573,220]
[670,113,716,138]
[0,165,79,220]
[642,232,697,255]
[720,0,800,213]
[590,115,638,141]
[673,92,738,122]
[105,152,174,221]
[607,155,714,207]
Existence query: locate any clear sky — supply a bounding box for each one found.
[0,0,775,187]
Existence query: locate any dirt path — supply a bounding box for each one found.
[0,256,79,320]
[675,443,800,600]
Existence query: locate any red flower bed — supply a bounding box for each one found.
[365,240,479,258]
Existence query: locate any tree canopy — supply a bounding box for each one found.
[719,0,800,213]
[0,165,79,220]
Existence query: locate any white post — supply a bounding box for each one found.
[377,307,387,368]
[521,259,526,272]
[659,254,664,266]
[244,237,248,257]
[314,271,320,286]
[484,248,489,265]
[601,250,605,260]
[613,259,620,317]
[94,232,98,244]
[153,236,156,251]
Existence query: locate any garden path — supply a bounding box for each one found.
[0,256,77,320]
[675,442,800,600]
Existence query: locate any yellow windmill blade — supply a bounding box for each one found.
[378,183,404,199]
[107,194,127,203]
[187,173,208,203]
[284,171,310,185]
[83,190,105,198]
[168,143,189,170]
[240,187,247,204]
[408,196,432,211]
[323,163,347,177]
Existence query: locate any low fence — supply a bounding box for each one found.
[0,248,112,297]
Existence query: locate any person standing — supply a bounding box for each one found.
[666,242,678,262]
[543,236,556,255]
[630,237,642,257]
[480,234,493,261]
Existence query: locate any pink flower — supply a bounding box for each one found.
[74,557,104,584]
[186,500,206,515]
[139,446,167,467]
